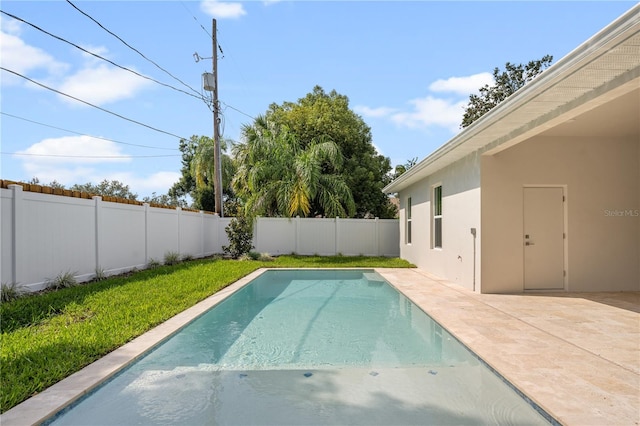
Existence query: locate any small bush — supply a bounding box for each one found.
[223,213,254,259]
[259,252,275,261]
[163,251,181,266]
[46,271,78,290]
[1,282,23,302]
[247,251,261,261]
[182,253,194,262]
[147,258,161,269]
[94,267,107,281]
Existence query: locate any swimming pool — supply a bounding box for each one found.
[47,269,554,425]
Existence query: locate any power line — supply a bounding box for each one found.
[220,101,256,120]
[1,67,188,140]
[65,0,202,98]
[2,152,179,159]
[180,1,212,39]
[1,112,179,151]
[0,10,202,102]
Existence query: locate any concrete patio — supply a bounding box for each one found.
[377,268,640,426]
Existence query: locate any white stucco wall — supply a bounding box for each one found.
[481,136,639,293]
[398,153,481,291]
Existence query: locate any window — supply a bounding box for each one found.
[433,185,442,248]
[406,197,412,244]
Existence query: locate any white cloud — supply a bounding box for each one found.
[0,14,22,35]
[428,72,493,96]
[0,20,149,105]
[391,96,467,133]
[17,136,131,165]
[16,137,180,197]
[0,23,68,83]
[354,105,398,118]
[356,72,494,134]
[78,44,111,62]
[200,1,247,19]
[17,136,129,188]
[57,63,153,106]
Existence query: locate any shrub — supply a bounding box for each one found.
[223,214,254,259]
[1,282,23,302]
[147,258,161,269]
[45,271,78,290]
[247,251,261,261]
[94,267,107,282]
[163,251,181,266]
[182,253,194,262]
[260,253,275,261]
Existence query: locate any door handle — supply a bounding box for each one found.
[525,242,534,246]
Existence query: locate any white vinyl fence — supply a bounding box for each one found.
[254,216,399,257]
[1,184,399,293]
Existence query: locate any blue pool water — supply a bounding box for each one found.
[48,269,553,425]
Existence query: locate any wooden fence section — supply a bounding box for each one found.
[1,184,399,293]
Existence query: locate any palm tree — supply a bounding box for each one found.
[190,136,236,211]
[232,116,355,218]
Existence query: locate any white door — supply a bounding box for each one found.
[523,187,565,290]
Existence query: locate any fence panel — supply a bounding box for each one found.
[336,218,377,256]
[254,218,296,255]
[179,210,204,258]
[99,200,146,274]
[378,219,401,257]
[23,191,96,289]
[297,218,336,255]
[149,207,181,262]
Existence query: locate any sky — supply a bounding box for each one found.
[1,1,636,200]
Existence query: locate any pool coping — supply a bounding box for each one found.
[3,267,638,425]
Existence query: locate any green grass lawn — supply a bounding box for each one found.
[0,256,413,413]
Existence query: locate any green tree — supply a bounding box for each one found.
[168,135,236,213]
[233,117,355,218]
[461,55,553,128]
[28,177,66,189]
[142,192,184,207]
[391,157,418,180]
[70,179,138,200]
[263,86,396,218]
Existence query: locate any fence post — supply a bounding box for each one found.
[214,213,220,253]
[375,217,380,256]
[93,196,103,272]
[143,203,150,264]
[199,211,205,257]
[176,207,182,255]
[253,216,259,253]
[335,217,340,255]
[9,184,24,286]
[295,216,300,254]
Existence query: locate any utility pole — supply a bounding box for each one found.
[212,18,223,217]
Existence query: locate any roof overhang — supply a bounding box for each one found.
[383,4,640,194]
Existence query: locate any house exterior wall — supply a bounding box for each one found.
[398,153,481,291]
[481,136,639,293]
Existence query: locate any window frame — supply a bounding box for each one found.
[432,185,442,249]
